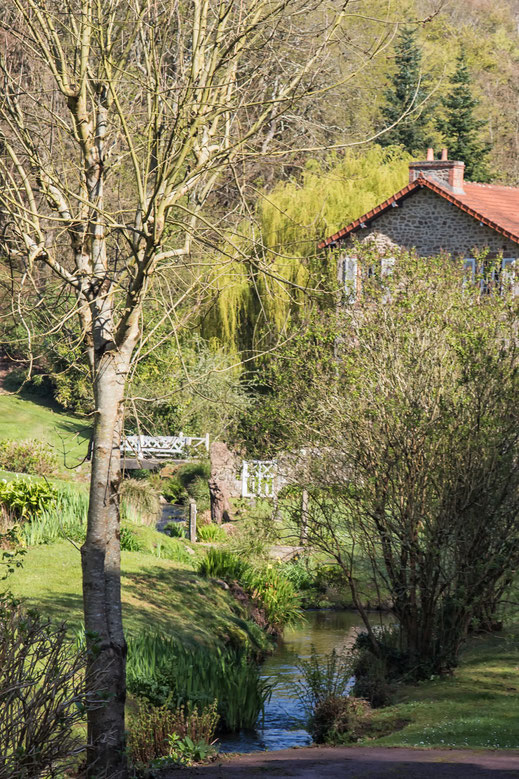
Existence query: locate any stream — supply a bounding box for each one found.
[218,610,369,753]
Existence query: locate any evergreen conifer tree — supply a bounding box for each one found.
[380,27,432,154]
[439,52,491,182]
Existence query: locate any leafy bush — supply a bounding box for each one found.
[120,478,160,526]
[0,478,58,525]
[198,550,302,632]
[297,647,353,716]
[120,526,144,552]
[350,628,400,707]
[197,523,227,543]
[164,521,186,538]
[162,479,188,505]
[127,631,272,732]
[310,695,370,744]
[128,699,219,767]
[0,439,58,476]
[0,594,88,778]
[280,558,315,591]
[241,565,302,631]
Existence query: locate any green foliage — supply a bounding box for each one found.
[297,647,353,716]
[127,699,219,768]
[162,479,188,505]
[198,548,247,580]
[350,629,398,708]
[241,565,303,632]
[280,558,315,591]
[120,526,144,552]
[310,695,371,745]
[198,549,302,632]
[126,631,273,732]
[164,521,186,539]
[203,146,410,352]
[379,27,434,154]
[128,336,251,439]
[197,523,227,543]
[0,439,58,477]
[120,478,160,526]
[439,51,491,181]
[20,488,87,546]
[0,478,58,524]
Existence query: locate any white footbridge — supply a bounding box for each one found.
[121,433,210,466]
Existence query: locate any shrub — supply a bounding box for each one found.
[0,594,88,778]
[350,628,400,707]
[198,550,302,632]
[0,478,58,526]
[120,526,144,552]
[197,523,227,543]
[0,439,58,476]
[164,521,186,538]
[241,565,302,632]
[120,478,160,526]
[310,695,370,744]
[280,558,315,591]
[162,478,188,505]
[127,699,219,767]
[297,647,353,716]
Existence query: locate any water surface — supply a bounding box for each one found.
[219,610,370,753]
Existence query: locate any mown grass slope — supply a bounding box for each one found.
[0,393,90,466]
[3,540,268,653]
[366,631,519,750]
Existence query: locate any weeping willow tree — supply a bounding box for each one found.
[203,145,411,353]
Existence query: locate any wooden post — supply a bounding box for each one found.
[188,499,197,542]
[300,488,309,545]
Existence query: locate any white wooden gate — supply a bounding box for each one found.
[241,459,277,498]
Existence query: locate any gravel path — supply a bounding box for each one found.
[161,746,519,778]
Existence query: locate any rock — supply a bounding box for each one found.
[209,442,240,524]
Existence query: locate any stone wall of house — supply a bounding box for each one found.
[343,188,519,257]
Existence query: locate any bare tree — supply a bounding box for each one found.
[0,1,408,775]
[265,251,519,677]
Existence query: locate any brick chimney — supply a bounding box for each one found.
[408,148,465,194]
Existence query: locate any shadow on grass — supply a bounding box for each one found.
[121,565,259,649]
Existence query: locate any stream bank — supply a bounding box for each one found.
[218,609,377,753]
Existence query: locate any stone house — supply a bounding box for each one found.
[318,149,519,298]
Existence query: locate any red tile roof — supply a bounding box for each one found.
[318,175,519,249]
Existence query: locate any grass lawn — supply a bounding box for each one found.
[0,393,90,467]
[365,630,519,750]
[3,540,268,653]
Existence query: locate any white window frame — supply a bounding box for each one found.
[341,255,358,304]
[501,258,517,295]
[381,256,395,303]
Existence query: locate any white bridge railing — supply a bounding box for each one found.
[241,459,277,498]
[121,433,210,460]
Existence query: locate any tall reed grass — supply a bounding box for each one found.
[21,489,88,545]
[198,549,303,632]
[127,631,273,732]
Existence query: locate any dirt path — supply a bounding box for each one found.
[162,746,519,778]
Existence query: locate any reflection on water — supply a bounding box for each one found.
[219,610,372,753]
